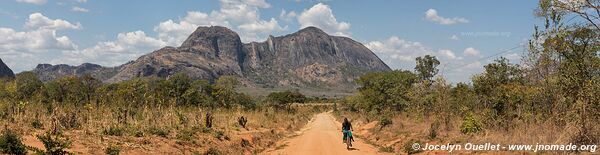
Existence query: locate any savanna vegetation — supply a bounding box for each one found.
[0,72,328,154]
[335,0,599,154]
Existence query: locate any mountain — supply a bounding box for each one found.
[32,26,390,91]
[0,58,15,79]
[33,63,122,82]
[108,26,390,89]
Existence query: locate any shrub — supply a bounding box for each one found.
[428,121,440,139]
[403,139,423,155]
[36,131,72,155]
[105,144,121,155]
[460,113,482,134]
[31,118,43,129]
[148,127,169,138]
[0,129,27,155]
[237,116,247,129]
[204,147,221,155]
[102,126,125,136]
[379,146,394,152]
[379,117,392,130]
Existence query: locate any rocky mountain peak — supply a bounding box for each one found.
[179,26,245,61]
[0,58,15,79]
[296,26,328,35]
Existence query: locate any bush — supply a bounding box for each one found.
[204,147,221,155]
[0,129,27,155]
[105,144,121,155]
[266,90,307,110]
[403,139,423,155]
[36,131,71,155]
[460,113,482,134]
[379,146,394,152]
[102,126,125,136]
[148,127,169,138]
[428,121,440,139]
[379,117,392,130]
[31,118,43,129]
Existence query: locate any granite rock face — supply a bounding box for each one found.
[39,26,390,89]
[0,59,15,79]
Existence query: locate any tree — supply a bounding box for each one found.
[415,55,440,82]
[15,71,42,100]
[529,0,600,144]
[167,73,192,105]
[212,76,239,108]
[357,70,418,113]
[266,90,306,110]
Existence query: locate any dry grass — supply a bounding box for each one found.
[0,101,328,154]
[334,110,598,154]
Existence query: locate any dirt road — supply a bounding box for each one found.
[265,112,389,155]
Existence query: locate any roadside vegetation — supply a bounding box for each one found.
[0,72,328,154]
[335,1,599,154]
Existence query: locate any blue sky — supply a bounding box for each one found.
[0,0,542,83]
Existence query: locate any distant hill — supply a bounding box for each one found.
[32,63,122,82]
[0,58,15,79]
[33,26,391,91]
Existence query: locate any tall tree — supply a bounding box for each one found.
[415,55,440,82]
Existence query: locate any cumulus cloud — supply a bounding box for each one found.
[425,9,468,25]
[154,0,285,44]
[463,47,481,57]
[56,31,167,66]
[438,49,460,60]
[298,3,350,36]
[0,13,79,71]
[25,13,82,30]
[16,0,46,5]
[279,9,297,22]
[71,6,90,13]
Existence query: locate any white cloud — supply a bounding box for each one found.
[154,0,285,44]
[463,47,481,57]
[75,0,87,2]
[25,12,82,30]
[425,9,468,25]
[71,6,90,13]
[298,3,351,36]
[450,35,460,40]
[239,0,271,8]
[279,9,297,22]
[16,0,46,5]
[0,13,80,71]
[365,36,434,68]
[438,49,460,60]
[56,31,167,66]
[465,61,483,69]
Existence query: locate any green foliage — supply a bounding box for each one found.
[148,127,169,138]
[473,57,525,120]
[102,126,125,136]
[379,117,392,130]
[204,147,221,155]
[356,70,417,113]
[0,129,27,155]
[403,139,422,154]
[32,118,44,129]
[15,71,43,100]
[460,113,483,134]
[36,131,72,155]
[105,144,121,155]
[415,55,440,82]
[265,90,306,110]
